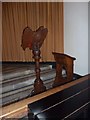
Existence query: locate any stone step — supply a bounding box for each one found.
[1,69,56,106]
[2,69,56,93]
[1,63,56,106]
[2,64,52,81]
[1,62,82,106]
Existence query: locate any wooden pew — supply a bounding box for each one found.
[28,74,90,120]
[52,52,76,87]
[1,74,89,119]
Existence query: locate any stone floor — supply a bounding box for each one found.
[1,63,82,107]
[1,63,56,106]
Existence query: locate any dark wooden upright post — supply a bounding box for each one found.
[21,26,48,95]
[32,50,46,95]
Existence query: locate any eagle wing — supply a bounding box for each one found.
[21,27,33,50]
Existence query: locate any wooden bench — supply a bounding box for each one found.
[0,74,89,119]
[28,74,90,120]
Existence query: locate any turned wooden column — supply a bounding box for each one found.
[21,26,48,95]
[31,50,46,95]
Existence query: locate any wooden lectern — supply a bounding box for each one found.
[52,52,76,87]
[21,26,48,95]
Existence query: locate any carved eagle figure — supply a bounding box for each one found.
[21,26,48,51]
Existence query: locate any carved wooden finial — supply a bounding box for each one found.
[21,26,48,51]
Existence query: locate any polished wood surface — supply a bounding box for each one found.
[28,75,90,119]
[1,74,90,119]
[52,52,76,87]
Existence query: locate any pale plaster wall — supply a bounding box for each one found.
[64,2,88,75]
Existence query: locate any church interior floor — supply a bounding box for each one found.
[1,62,56,106]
